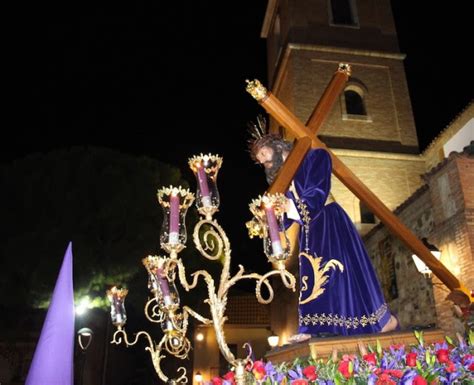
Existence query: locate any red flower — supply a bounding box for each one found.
[385,369,403,378]
[302,365,318,381]
[412,376,428,385]
[211,377,223,385]
[469,362,474,371]
[252,360,266,380]
[446,360,456,373]
[436,349,450,364]
[363,353,377,365]
[223,371,235,384]
[291,380,309,385]
[338,360,352,379]
[406,352,418,367]
[375,372,396,385]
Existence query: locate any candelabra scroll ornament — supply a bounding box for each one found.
[107,286,189,384]
[106,153,296,385]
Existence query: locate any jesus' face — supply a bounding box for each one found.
[256,145,285,184]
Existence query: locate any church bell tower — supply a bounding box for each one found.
[261,0,425,234]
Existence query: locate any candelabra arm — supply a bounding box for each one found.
[110,328,188,383]
[183,305,213,325]
[225,264,296,304]
[111,328,154,348]
[279,267,297,290]
[175,258,216,293]
[193,218,233,296]
[153,336,188,384]
[144,297,166,323]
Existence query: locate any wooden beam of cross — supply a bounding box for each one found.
[245,67,472,305]
[266,65,351,194]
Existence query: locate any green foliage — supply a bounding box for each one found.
[0,146,190,309]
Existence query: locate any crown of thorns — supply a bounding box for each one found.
[247,115,284,160]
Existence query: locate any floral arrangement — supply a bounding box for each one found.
[207,331,474,385]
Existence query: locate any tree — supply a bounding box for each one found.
[0,146,191,309]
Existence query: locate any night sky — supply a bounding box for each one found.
[5,2,472,273]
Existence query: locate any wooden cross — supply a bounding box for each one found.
[246,65,472,306]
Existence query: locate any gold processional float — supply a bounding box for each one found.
[106,153,296,384]
[105,63,473,384]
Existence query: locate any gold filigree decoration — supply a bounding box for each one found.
[299,303,389,329]
[157,186,195,208]
[296,199,311,252]
[245,79,268,101]
[338,63,352,77]
[299,252,344,305]
[249,193,288,219]
[247,193,288,239]
[188,153,223,177]
[246,217,265,239]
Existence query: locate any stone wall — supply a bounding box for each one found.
[424,151,474,334]
[364,187,438,329]
[364,149,474,335]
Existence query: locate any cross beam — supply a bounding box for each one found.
[246,71,472,305]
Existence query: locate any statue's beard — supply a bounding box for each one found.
[264,149,285,184]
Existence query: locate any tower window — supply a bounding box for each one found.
[360,201,375,224]
[345,90,366,116]
[329,0,358,26]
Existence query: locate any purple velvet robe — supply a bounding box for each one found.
[285,148,392,336]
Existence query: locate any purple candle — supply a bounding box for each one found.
[265,205,283,256]
[156,268,172,306]
[197,164,212,207]
[169,192,180,244]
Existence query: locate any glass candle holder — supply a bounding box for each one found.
[188,154,223,219]
[142,255,180,311]
[157,186,195,257]
[160,312,186,351]
[106,286,129,328]
[249,194,290,263]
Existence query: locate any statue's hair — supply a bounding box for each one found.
[247,115,293,161]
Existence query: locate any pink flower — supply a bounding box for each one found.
[252,360,266,380]
[211,377,223,385]
[462,354,474,371]
[390,343,405,350]
[412,376,428,385]
[363,353,377,365]
[223,371,235,384]
[302,365,318,380]
[406,352,417,367]
[291,380,309,385]
[342,354,356,361]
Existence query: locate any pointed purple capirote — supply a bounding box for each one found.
[26,242,75,385]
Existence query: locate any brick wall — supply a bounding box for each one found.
[365,151,474,335]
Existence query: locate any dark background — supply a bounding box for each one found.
[3,1,473,275]
[1,2,472,383]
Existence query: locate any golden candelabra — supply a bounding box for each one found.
[106,154,296,384]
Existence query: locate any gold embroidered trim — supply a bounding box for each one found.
[299,303,388,329]
[296,199,311,252]
[299,252,344,305]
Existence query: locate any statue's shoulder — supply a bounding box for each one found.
[306,148,330,162]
